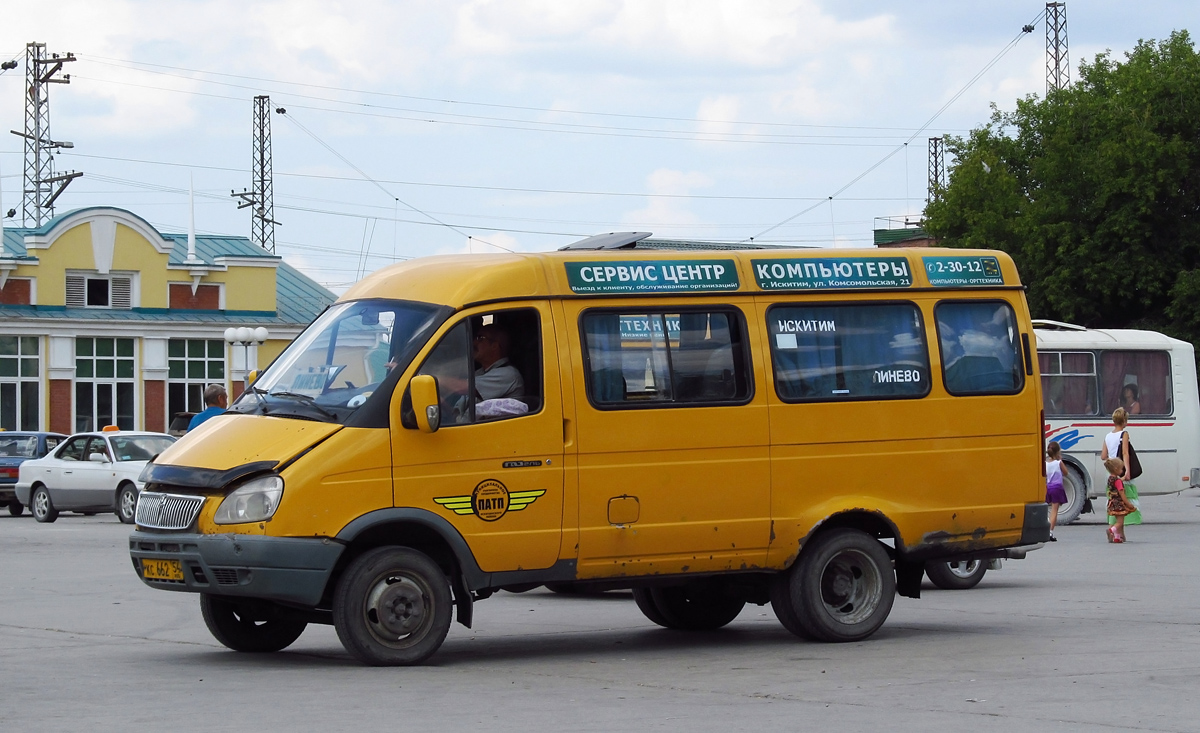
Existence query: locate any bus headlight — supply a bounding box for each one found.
[214,475,284,524]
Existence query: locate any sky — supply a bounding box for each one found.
[2,1,1199,293]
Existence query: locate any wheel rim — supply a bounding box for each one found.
[947,560,981,579]
[819,548,883,625]
[362,570,436,649]
[120,489,136,519]
[33,490,49,517]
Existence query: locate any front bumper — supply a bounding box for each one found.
[129,531,345,607]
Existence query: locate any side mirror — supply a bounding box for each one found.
[410,374,441,433]
[88,453,109,463]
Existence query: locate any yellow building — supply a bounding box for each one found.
[0,207,334,433]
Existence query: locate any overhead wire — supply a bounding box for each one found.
[744,8,1047,243]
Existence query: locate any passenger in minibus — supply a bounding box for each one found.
[1120,384,1142,415]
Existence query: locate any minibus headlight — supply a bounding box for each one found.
[214,475,284,524]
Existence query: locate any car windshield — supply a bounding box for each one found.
[0,436,38,458]
[234,299,444,423]
[110,435,176,461]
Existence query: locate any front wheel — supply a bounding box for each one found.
[115,483,138,524]
[925,559,987,590]
[8,500,23,517]
[200,595,307,652]
[1057,464,1087,525]
[31,486,58,523]
[332,546,453,666]
[776,528,895,642]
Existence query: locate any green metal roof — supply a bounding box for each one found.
[873,227,931,246]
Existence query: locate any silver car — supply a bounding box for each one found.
[15,430,177,524]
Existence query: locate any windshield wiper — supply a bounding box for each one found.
[265,391,339,421]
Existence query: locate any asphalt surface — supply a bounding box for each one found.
[2,493,1199,732]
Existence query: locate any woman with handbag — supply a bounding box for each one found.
[1101,407,1143,540]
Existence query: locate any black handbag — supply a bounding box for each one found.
[1123,431,1143,480]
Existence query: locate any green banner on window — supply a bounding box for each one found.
[752,257,912,290]
[922,255,1005,286]
[565,260,740,294]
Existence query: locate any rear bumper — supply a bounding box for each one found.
[129,531,345,608]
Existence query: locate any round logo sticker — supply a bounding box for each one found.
[471,480,510,522]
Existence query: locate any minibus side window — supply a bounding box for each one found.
[582,309,751,407]
[415,308,543,425]
[1099,350,1172,416]
[1040,351,1098,416]
[767,302,930,402]
[935,301,1024,395]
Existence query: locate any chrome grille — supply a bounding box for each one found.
[135,492,205,530]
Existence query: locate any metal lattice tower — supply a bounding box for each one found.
[231,95,277,253]
[1046,2,1070,94]
[927,137,946,201]
[13,43,81,227]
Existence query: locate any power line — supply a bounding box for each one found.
[81,54,970,135]
[744,9,1045,243]
[56,150,913,203]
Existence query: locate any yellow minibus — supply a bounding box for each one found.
[129,234,1049,665]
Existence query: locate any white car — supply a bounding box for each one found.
[15,430,177,524]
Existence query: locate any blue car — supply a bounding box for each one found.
[0,432,68,516]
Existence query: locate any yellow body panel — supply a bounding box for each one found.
[156,413,341,470]
[152,247,1042,590]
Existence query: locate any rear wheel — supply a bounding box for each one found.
[332,546,453,666]
[1057,463,1087,525]
[925,559,987,590]
[116,483,138,524]
[632,585,744,630]
[776,528,895,642]
[31,486,58,523]
[8,500,23,517]
[200,595,307,652]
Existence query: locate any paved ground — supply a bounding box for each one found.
[2,492,1199,732]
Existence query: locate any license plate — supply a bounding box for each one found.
[142,558,184,581]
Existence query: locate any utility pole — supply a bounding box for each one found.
[10,42,81,227]
[1046,2,1069,94]
[927,137,946,202]
[230,95,277,253]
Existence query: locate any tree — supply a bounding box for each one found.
[924,31,1200,346]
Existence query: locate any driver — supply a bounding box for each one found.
[472,325,524,401]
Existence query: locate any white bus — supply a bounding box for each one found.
[1034,320,1200,523]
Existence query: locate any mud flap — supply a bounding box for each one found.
[895,559,923,599]
[451,572,473,629]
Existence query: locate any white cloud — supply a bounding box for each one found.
[622,168,713,231]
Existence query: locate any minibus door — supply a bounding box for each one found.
[391,303,566,574]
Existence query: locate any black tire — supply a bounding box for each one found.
[777,528,895,643]
[8,500,23,517]
[925,560,988,590]
[116,483,138,524]
[632,587,673,628]
[545,582,582,594]
[332,546,453,666]
[769,575,815,640]
[1057,463,1087,525]
[30,485,58,523]
[80,512,97,516]
[200,595,307,653]
[634,585,745,631]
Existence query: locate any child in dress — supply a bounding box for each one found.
[1045,442,1066,541]
[1104,457,1133,543]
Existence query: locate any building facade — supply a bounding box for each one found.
[0,207,335,433]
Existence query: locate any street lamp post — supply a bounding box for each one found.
[224,326,269,392]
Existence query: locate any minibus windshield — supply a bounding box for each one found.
[230,299,442,423]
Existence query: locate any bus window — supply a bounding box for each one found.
[935,301,1024,395]
[1100,350,1172,416]
[767,302,930,402]
[1039,351,1098,416]
[582,309,751,407]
